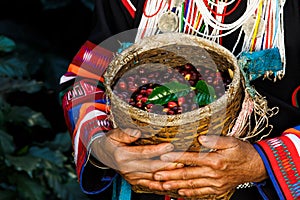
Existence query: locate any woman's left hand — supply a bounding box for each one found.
[153,135,268,198]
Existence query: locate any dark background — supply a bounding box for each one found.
[0,0,96,199]
[0,0,93,132]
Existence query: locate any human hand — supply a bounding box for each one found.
[91,128,184,191]
[153,135,268,198]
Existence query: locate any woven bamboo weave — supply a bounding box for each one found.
[103,33,244,199]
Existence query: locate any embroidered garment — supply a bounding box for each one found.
[60,41,117,194]
[59,0,300,199]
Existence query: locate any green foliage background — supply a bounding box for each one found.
[0,0,95,199]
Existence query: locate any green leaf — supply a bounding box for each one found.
[147,81,191,105]
[43,132,71,152]
[45,169,90,200]
[0,78,43,94]
[0,57,29,78]
[29,147,66,167]
[6,106,51,128]
[60,181,92,200]
[14,174,45,200]
[4,155,41,178]
[0,36,16,53]
[0,130,15,155]
[0,190,16,200]
[194,80,216,106]
[0,98,10,127]
[45,169,63,193]
[15,145,29,156]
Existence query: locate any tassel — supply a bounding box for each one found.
[228,55,280,141]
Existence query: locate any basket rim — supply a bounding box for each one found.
[103,33,241,126]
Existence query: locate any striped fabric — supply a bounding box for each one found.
[59,41,114,188]
[254,126,300,199]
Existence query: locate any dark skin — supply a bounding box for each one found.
[91,128,268,198]
[91,128,184,191]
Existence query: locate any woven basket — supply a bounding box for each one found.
[103,33,244,199]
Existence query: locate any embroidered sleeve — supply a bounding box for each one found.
[59,40,117,194]
[254,125,300,199]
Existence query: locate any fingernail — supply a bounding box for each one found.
[163,184,171,190]
[154,174,163,181]
[178,190,185,196]
[165,144,174,151]
[176,163,184,168]
[130,129,139,137]
[199,135,207,143]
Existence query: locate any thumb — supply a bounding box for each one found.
[198,135,239,150]
[109,128,141,144]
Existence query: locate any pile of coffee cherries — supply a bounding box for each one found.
[112,63,232,115]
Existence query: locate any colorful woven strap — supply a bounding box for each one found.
[255,126,300,199]
[67,41,114,82]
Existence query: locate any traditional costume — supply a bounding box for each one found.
[59,0,300,199]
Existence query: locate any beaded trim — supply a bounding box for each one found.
[236,182,255,190]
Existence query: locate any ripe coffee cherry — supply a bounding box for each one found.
[118,81,127,90]
[146,88,153,95]
[112,62,232,115]
[178,97,185,106]
[136,94,143,101]
[167,101,178,109]
[141,97,148,103]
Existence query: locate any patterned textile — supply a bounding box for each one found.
[59,41,114,192]
[59,41,300,200]
[254,126,300,200]
[59,0,300,198]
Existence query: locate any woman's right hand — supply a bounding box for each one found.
[91,128,183,191]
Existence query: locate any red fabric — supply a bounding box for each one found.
[121,0,136,18]
[257,131,300,199]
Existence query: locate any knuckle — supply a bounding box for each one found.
[149,182,162,191]
[136,179,144,186]
[210,171,221,179]
[212,159,225,170]
[188,180,196,188]
[122,173,135,182]
[186,189,198,197]
[214,187,228,195]
[182,169,189,180]
[149,163,157,172]
[213,180,225,188]
[114,151,125,163]
[214,190,224,195]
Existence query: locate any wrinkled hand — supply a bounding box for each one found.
[91,128,183,190]
[153,135,268,198]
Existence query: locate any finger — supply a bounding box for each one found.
[120,159,184,173]
[108,128,141,144]
[198,135,239,150]
[116,143,174,161]
[133,179,165,192]
[177,187,223,198]
[154,166,217,181]
[160,152,219,167]
[123,172,154,180]
[162,178,221,191]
